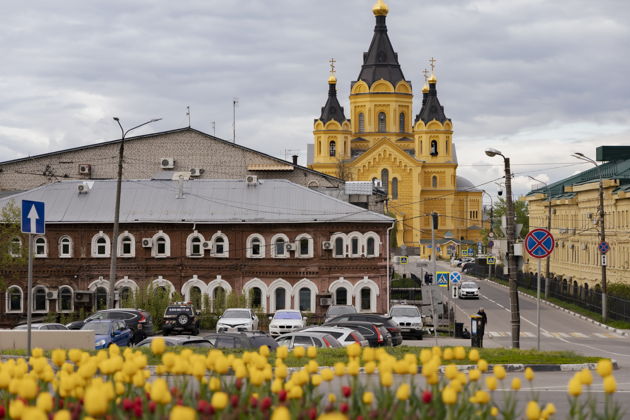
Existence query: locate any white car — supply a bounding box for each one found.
[216,308,259,333]
[389,304,423,339]
[268,310,306,337]
[458,281,480,299]
[301,326,369,347]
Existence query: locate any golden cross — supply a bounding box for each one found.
[429,57,437,73]
[329,58,336,75]
[422,68,430,82]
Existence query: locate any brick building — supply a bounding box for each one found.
[0,179,394,324]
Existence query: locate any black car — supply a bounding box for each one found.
[323,320,392,347]
[163,303,200,336]
[67,308,154,344]
[136,336,213,348]
[325,313,403,346]
[203,332,278,350]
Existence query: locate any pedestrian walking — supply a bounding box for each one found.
[477,307,487,347]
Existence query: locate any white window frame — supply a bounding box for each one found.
[91,231,111,258]
[151,231,171,258]
[57,285,74,313]
[58,235,73,258]
[5,285,23,313]
[210,231,229,258]
[270,233,290,258]
[330,233,347,258]
[269,278,292,312]
[117,231,136,258]
[353,278,379,313]
[186,231,205,258]
[246,234,265,258]
[32,286,49,313]
[295,234,313,258]
[34,236,48,258]
[347,231,363,258]
[364,232,381,257]
[9,237,22,258]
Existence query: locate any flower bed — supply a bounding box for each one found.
[0,340,622,419]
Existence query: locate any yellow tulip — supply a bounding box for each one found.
[151,338,166,355]
[567,377,582,397]
[347,343,361,358]
[396,383,410,401]
[493,365,506,380]
[347,360,360,376]
[486,376,498,391]
[169,405,197,420]
[380,371,393,387]
[454,346,466,360]
[542,402,556,418]
[468,369,481,382]
[84,385,108,417]
[288,385,303,399]
[364,361,376,374]
[490,406,499,417]
[525,401,541,420]
[321,368,334,382]
[271,378,283,393]
[9,399,25,420]
[18,376,38,400]
[334,362,346,377]
[427,372,439,385]
[524,367,534,382]
[0,370,10,389]
[603,375,617,394]
[432,346,442,357]
[363,391,374,404]
[307,346,318,359]
[445,364,458,380]
[276,346,289,360]
[53,410,71,420]
[597,359,613,377]
[211,392,228,410]
[419,348,431,364]
[442,386,457,405]
[259,345,270,357]
[511,377,521,390]
[578,368,593,386]
[271,406,291,420]
[150,378,172,405]
[293,346,305,359]
[51,349,66,368]
[443,348,454,360]
[328,393,337,403]
[209,377,221,391]
[475,390,490,404]
[36,392,53,412]
[311,374,322,386]
[20,407,47,420]
[362,347,375,362]
[468,349,480,362]
[32,348,44,358]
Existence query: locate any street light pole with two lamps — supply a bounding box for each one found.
[108,117,162,309]
[485,147,521,348]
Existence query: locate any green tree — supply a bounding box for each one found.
[0,200,26,292]
[490,197,529,238]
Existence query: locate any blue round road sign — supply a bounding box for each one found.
[598,241,610,254]
[525,228,554,258]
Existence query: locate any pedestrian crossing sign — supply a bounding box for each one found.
[399,256,408,264]
[487,256,496,265]
[436,272,449,287]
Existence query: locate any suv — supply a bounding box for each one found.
[66,309,154,344]
[163,302,200,336]
[324,313,403,346]
[389,304,423,339]
[324,305,357,323]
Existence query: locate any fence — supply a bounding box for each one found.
[467,265,630,323]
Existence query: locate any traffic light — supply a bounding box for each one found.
[431,212,439,230]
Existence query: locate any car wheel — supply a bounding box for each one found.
[176,314,191,327]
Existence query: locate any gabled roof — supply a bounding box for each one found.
[317,81,348,124]
[354,14,407,87]
[0,179,393,225]
[415,81,450,124]
[349,137,419,167]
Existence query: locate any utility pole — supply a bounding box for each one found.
[233,98,239,143]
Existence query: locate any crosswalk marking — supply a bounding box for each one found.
[569,332,588,338]
[520,332,535,338]
[594,332,624,338]
[486,331,625,339]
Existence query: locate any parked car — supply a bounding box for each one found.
[203,332,278,350]
[275,332,342,349]
[461,262,482,274]
[163,302,200,336]
[301,326,369,347]
[324,313,403,346]
[136,335,213,348]
[216,308,259,333]
[323,320,391,347]
[268,310,306,337]
[66,309,154,343]
[459,281,480,299]
[389,304,423,339]
[13,323,68,330]
[324,305,357,323]
[81,319,132,350]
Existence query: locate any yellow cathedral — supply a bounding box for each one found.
[309,0,483,257]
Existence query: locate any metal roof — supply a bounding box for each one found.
[0,179,393,225]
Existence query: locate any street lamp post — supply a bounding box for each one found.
[572,152,607,322]
[486,148,520,348]
[482,190,494,279]
[528,176,552,298]
[108,117,162,309]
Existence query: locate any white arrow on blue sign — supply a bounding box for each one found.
[21,200,45,235]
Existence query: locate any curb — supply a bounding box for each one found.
[483,278,630,337]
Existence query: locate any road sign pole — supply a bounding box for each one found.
[429,288,438,346]
[537,258,541,351]
[26,234,34,358]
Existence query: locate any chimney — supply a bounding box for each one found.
[292,155,299,165]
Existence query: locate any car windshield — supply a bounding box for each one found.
[165,306,193,316]
[81,322,110,335]
[391,308,420,317]
[328,306,356,316]
[223,310,251,319]
[274,311,301,320]
[462,282,477,288]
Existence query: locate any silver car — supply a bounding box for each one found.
[301,326,369,347]
[458,281,480,299]
[275,331,342,349]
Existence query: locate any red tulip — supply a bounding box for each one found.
[58,399,64,409]
[261,397,272,411]
[278,389,288,402]
[308,407,318,420]
[148,401,157,413]
[422,390,432,404]
[122,398,134,411]
[250,396,258,408]
[357,416,364,420]
[235,377,243,390]
[342,386,352,398]
[0,406,5,418]
[230,395,239,408]
[133,405,143,418]
[340,403,349,414]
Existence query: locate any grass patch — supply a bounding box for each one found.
[488,277,630,330]
[1,346,599,367]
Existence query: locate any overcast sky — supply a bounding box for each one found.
[1,0,629,198]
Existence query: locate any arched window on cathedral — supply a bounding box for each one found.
[381,169,389,194]
[430,140,438,156]
[432,175,438,188]
[378,112,386,132]
[446,140,449,155]
[399,113,405,132]
[358,113,365,133]
[392,178,398,199]
[329,141,336,157]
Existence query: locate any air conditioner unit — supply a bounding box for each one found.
[202,241,212,250]
[77,182,91,194]
[322,241,332,250]
[190,168,203,177]
[142,238,153,248]
[46,290,58,300]
[114,291,120,301]
[75,293,91,303]
[246,175,258,186]
[78,164,91,175]
[160,158,175,169]
[285,243,295,251]
[373,179,383,188]
[319,297,332,306]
